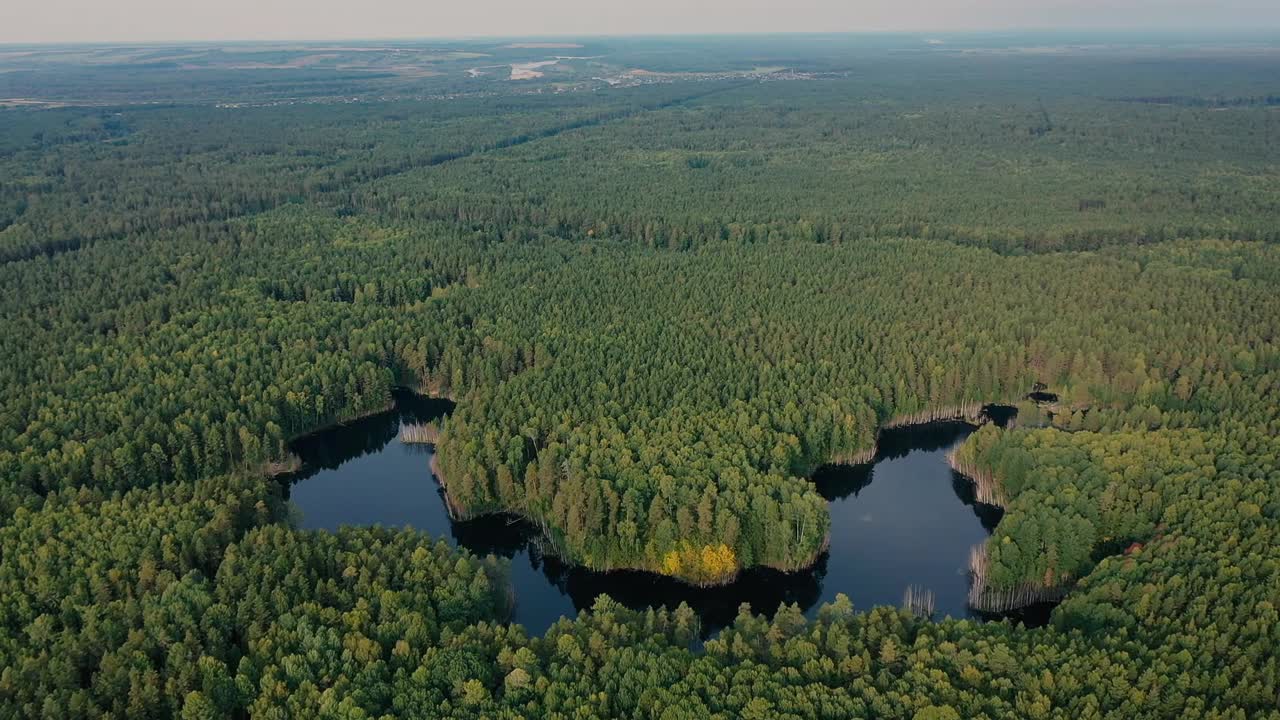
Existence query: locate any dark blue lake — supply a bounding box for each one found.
[283,390,1046,637]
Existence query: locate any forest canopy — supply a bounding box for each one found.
[1,36,1278,719]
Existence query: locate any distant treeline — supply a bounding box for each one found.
[1109,94,1280,107]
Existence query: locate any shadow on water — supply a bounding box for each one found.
[282,396,1054,639]
[452,512,826,636]
[282,390,455,483]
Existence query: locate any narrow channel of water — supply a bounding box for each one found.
[282,390,1051,637]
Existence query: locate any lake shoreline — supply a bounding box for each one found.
[284,390,1057,633]
[285,388,1057,614]
[431,400,1023,592]
[282,384,454,446]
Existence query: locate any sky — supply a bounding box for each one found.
[2,0,1279,44]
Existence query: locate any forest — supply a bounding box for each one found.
[1,35,1278,718]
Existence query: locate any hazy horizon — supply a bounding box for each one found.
[4,0,1280,45]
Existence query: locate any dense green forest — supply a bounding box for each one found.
[1,36,1278,718]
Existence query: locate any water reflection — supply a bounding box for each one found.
[803,419,1005,626]
[282,394,1047,637]
[280,390,455,532]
